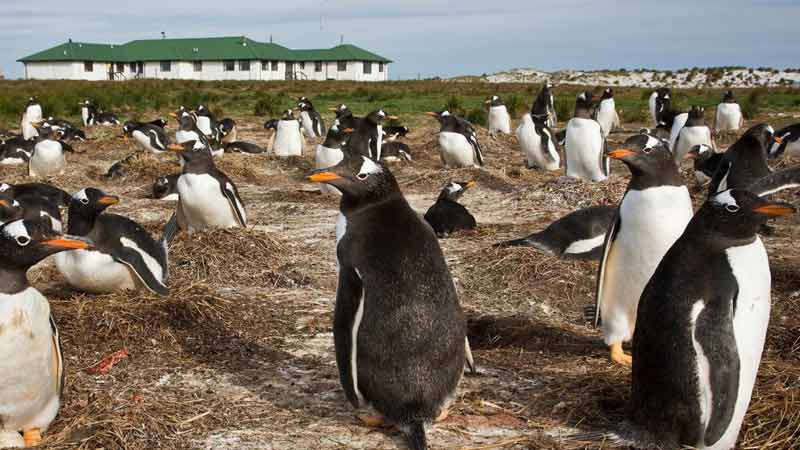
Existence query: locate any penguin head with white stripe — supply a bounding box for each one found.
[486,95,504,107]
[170,141,215,173]
[296,101,313,112]
[609,134,681,188]
[0,217,91,271]
[576,91,594,108]
[330,104,352,118]
[122,121,137,135]
[308,151,399,204]
[601,88,614,99]
[0,195,23,225]
[722,90,736,103]
[425,110,450,124]
[178,112,196,131]
[26,97,39,107]
[438,181,476,201]
[195,105,210,117]
[281,109,295,120]
[742,123,777,154]
[366,110,397,126]
[686,144,715,161]
[71,188,120,219]
[702,189,795,240]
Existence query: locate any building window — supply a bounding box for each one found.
[239,60,250,71]
[315,61,322,72]
[337,61,347,72]
[84,61,93,72]
[116,63,124,72]
[363,61,372,74]
[379,62,384,73]
[271,61,279,71]
[298,62,305,69]
[261,61,268,70]
[193,61,203,72]
[160,61,171,72]
[224,61,235,71]
[130,62,136,73]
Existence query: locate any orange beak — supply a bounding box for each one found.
[608,149,636,159]
[168,143,185,152]
[386,115,399,120]
[169,112,178,118]
[328,107,339,112]
[98,196,119,205]
[342,128,354,133]
[42,238,90,250]
[683,152,697,160]
[425,112,439,117]
[0,199,9,208]
[753,204,795,217]
[308,172,342,183]
[774,136,784,144]
[466,181,477,189]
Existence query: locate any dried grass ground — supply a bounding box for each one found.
[1,113,798,450]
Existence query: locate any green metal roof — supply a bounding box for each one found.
[19,37,392,63]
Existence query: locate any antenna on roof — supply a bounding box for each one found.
[68,38,72,43]
[340,34,344,44]
[270,34,273,43]
[161,31,166,39]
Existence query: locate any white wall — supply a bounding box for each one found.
[24,60,390,81]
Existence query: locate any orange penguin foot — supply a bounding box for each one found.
[23,429,42,447]
[435,407,450,423]
[358,415,386,428]
[610,342,632,367]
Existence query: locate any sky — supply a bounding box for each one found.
[3,0,799,80]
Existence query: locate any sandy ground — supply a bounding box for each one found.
[1,115,798,450]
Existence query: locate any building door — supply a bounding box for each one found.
[285,62,293,80]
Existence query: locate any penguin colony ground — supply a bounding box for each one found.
[0,88,798,450]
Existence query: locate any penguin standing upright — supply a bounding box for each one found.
[595,88,620,138]
[707,124,775,195]
[347,110,397,161]
[29,126,67,178]
[486,95,511,136]
[0,217,90,448]
[79,99,119,126]
[308,152,467,450]
[21,97,43,140]
[194,105,216,137]
[170,143,247,232]
[55,188,173,295]
[668,108,690,153]
[649,88,670,127]
[424,181,477,236]
[315,127,348,195]
[715,90,743,131]
[297,100,326,138]
[329,104,362,131]
[564,92,608,182]
[426,111,483,168]
[272,109,304,157]
[79,99,93,126]
[594,135,694,365]
[174,111,204,145]
[516,112,559,170]
[674,106,715,163]
[629,190,793,450]
[531,81,557,128]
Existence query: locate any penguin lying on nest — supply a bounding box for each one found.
[685,144,723,184]
[495,205,616,260]
[424,181,477,237]
[152,175,179,200]
[223,141,266,154]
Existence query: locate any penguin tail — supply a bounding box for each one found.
[401,421,428,450]
[161,213,179,248]
[560,423,665,449]
[493,234,557,255]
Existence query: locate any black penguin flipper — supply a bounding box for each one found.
[600,135,610,177]
[50,314,65,397]
[333,263,365,408]
[402,421,428,450]
[695,287,740,446]
[312,111,326,137]
[465,123,484,166]
[218,179,247,227]
[59,141,74,153]
[707,159,732,199]
[111,246,169,296]
[747,166,800,197]
[593,209,621,327]
[494,232,558,256]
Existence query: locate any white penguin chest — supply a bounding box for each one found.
[81,107,90,125]
[488,106,510,133]
[716,104,742,131]
[565,118,604,180]
[176,130,199,144]
[596,100,616,133]
[178,174,238,228]
[133,130,156,152]
[55,249,137,293]
[517,119,559,170]
[196,117,212,136]
[439,132,475,167]
[315,144,344,169]
[30,141,65,176]
[300,112,315,136]
[0,288,60,430]
[274,121,302,156]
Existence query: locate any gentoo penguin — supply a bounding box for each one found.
[174,111,204,146]
[329,104,362,131]
[0,136,34,165]
[0,191,63,233]
[495,205,616,260]
[315,128,348,195]
[223,141,266,154]
[29,126,67,178]
[170,143,247,232]
[595,135,693,366]
[347,110,397,160]
[193,104,216,137]
[0,217,90,448]
[686,144,724,184]
[0,196,22,225]
[21,97,43,140]
[666,105,690,153]
[649,87,671,127]
[308,152,467,450]
[297,100,326,138]
[768,123,800,159]
[564,92,608,181]
[123,119,166,132]
[629,190,793,450]
[152,175,180,200]
[516,111,559,171]
[424,181,477,237]
[715,91,743,131]
[272,109,304,157]
[79,99,120,126]
[55,188,173,295]
[0,182,71,207]
[595,88,620,137]
[263,119,279,131]
[707,124,775,196]
[426,111,483,168]
[486,95,511,136]
[381,141,412,162]
[383,125,410,140]
[674,106,715,163]
[124,123,170,154]
[531,81,557,128]
[217,118,238,144]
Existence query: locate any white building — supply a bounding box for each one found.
[19,36,391,82]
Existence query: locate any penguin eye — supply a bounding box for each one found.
[356,173,369,181]
[642,147,653,154]
[15,236,30,246]
[725,205,740,213]
[80,198,90,205]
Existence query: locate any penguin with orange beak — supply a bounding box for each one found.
[0,217,92,448]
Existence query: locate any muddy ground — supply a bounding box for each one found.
[2,115,798,450]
